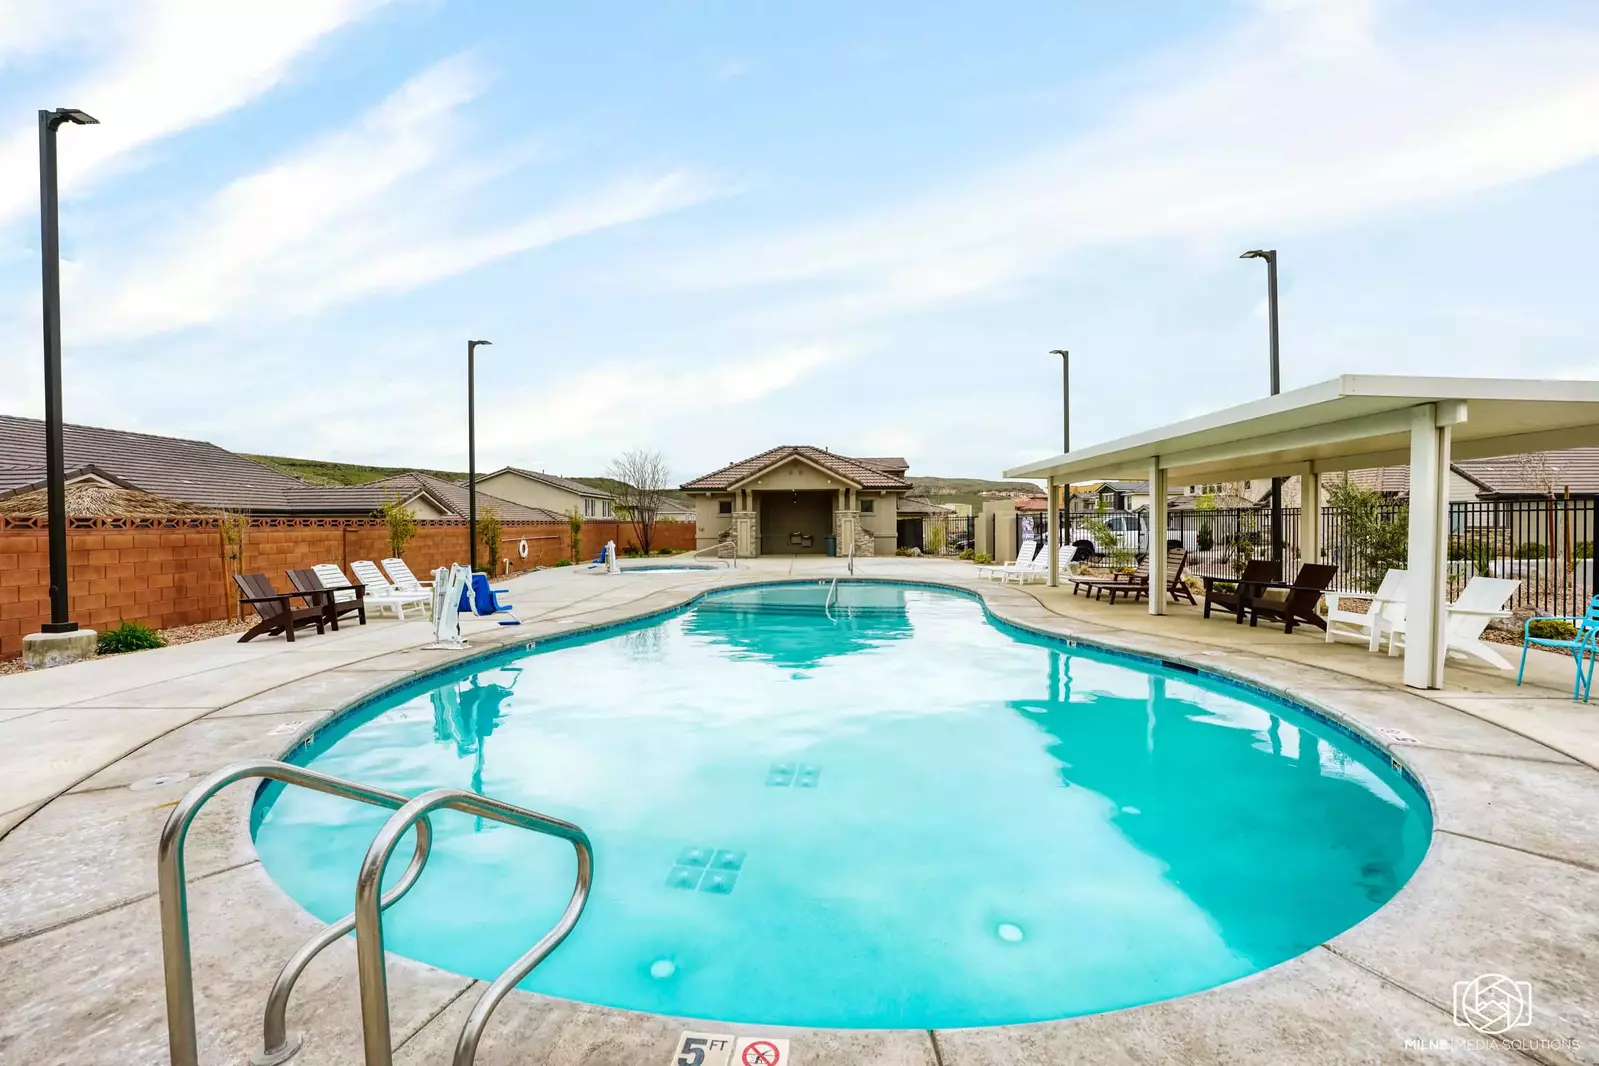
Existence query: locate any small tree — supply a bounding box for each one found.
[607,449,671,555]
[567,508,583,564]
[217,510,247,620]
[479,505,503,574]
[380,494,418,560]
[1326,477,1408,591]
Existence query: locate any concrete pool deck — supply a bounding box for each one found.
[0,556,1594,1065]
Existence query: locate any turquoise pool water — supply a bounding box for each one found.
[253,582,1431,1029]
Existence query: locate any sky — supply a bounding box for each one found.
[1,0,1597,486]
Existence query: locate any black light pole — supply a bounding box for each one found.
[1050,348,1070,522]
[1241,249,1283,569]
[1049,349,1070,453]
[38,108,98,633]
[466,339,491,573]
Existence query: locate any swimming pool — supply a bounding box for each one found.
[253,581,1431,1030]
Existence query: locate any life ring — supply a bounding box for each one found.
[517,539,529,559]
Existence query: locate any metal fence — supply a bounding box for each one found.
[1016,498,1598,618]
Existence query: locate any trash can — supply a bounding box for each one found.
[825,535,837,557]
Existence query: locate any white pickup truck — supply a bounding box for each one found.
[1066,513,1199,556]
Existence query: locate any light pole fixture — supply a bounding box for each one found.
[1049,349,1070,454]
[1240,249,1283,568]
[38,107,98,634]
[466,340,492,574]
[1050,348,1070,519]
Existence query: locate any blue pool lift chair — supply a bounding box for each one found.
[458,572,520,625]
[1517,594,1599,701]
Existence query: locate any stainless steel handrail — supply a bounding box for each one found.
[692,541,736,568]
[825,577,838,617]
[847,537,855,576]
[353,788,594,1066]
[158,760,433,1066]
[256,818,433,1065]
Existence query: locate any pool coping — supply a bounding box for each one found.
[5,565,1596,1065]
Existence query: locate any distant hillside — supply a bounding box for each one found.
[247,454,466,487]
[910,476,1040,497]
[572,476,695,506]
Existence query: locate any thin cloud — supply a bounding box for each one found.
[0,0,395,223]
[665,3,1599,327]
[71,55,727,340]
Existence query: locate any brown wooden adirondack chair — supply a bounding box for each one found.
[1103,548,1193,605]
[1245,563,1339,634]
[1070,553,1152,599]
[233,573,330,643]
[287,567,367,627]
[1202,559,1280,623]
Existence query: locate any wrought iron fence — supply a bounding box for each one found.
[1013,497,1598,618]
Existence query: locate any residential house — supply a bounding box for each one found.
[681,447,914,556]
[0,414,560,521]
[654,494,696,522]
[474,466,615,519]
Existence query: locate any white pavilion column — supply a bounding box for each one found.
[1046,476,1059,587]
[1298,471,1321,569]
[1148,457,1168,616]
[1404,404,1452,689]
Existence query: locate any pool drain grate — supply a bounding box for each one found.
[666,846,745,893]
[766,763,821,788]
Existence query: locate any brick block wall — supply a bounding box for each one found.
[0,517,695,657]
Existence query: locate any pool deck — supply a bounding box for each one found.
[0,556,1594,1065]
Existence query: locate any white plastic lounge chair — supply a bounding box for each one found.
[347,560,432,620]
[1003,541,1063,584]
[1386,576,1519,669]
[381,557,433,594]
[1324,568,1407,650]
[979,541,1036,581]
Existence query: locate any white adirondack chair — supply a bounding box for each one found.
[1386,576,1519,669]
[380,557,433,594]
[1324,568,1407,650]
[350,559,432,620]
[979,541,1036,581]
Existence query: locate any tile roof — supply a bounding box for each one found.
[0,414,569,519]
[0,413,308,511]
[852,456,910,475]
[1454,449,1599,496]
[895,496,951,515]
[483,466,613,499]
[366,472,566,523]
[681,446,911,492]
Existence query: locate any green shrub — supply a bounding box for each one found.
[1575,541,1593,560]
[554,559,573,567]
[97,619,166,655]
[959,548,975,561]
[1196,520,1214,552]
[1528,619,1579,642]
[656,547,673,556]
[1448,539,1492,576]
[894,547,912,556]
[1513,542,1548,560]
[973,552,992,565]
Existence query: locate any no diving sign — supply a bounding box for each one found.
[672,1031,791,1066]
[737,1038,789,1066]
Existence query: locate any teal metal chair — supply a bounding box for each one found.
[1517,595,1599,701]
